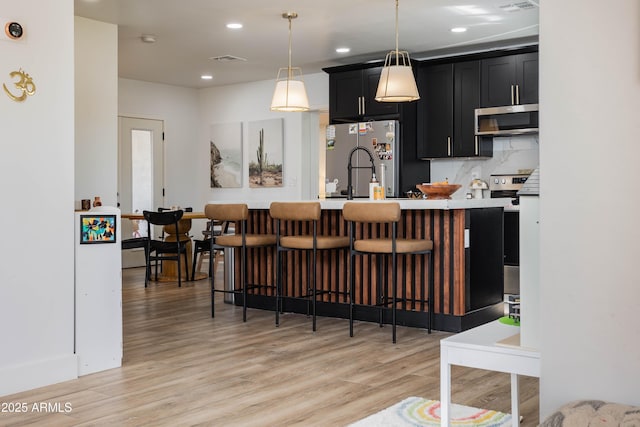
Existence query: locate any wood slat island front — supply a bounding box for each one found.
[211,199,508,332]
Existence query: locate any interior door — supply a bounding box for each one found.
[118,117,164,267]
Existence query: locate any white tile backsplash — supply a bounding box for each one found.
[429,134,539,199]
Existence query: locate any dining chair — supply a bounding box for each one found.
[143,209,190,287]
[191,219,229,279]
[121,236,150,282]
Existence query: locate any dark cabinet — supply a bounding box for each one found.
[481,52,538,107]
[417,60,490,158]
[328,67,399,122]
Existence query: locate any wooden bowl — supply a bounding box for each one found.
[416,183,462,199]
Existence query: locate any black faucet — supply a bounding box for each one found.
[346,146,377,200]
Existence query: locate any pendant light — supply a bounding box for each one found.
[375,0,420,102]
[270,12,310,112]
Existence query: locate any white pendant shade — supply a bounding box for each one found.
[270,12,310,112]
[375,63,420,102]
[270,71,310,112]
[375,0,420,103]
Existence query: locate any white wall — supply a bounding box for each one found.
[0,0,77,395]
[118,78,200,209]
[118,73,328,232]
[75,17,118,207]
[197,72,329,206]
[539,1,640,417]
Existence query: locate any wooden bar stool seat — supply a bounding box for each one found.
[270,202,350,331]
[343,201,434,343]
[204,203,276,321]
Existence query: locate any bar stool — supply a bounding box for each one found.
[269,202,350,330]
[343,201,434,343]
[204,203,276,321]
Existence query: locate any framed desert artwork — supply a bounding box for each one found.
[210,122,243,188]
[248,118,283,188]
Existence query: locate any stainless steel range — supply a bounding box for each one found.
[489,173,530,202]
[490,173,530,295]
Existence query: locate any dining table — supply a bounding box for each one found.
[122,211,209,281]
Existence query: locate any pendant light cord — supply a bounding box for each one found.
[287,14,293,80]
[395,0,399,58]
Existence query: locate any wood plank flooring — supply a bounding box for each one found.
[0,266,539,426]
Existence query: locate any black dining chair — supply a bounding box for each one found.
[191,219,229,280]
[121,236,150,282]
[143,209,190,287]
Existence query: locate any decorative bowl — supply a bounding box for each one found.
[416,183,462,199]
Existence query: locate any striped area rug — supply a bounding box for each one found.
[348,396,512,427]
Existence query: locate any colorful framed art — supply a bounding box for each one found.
[80,214,117,244]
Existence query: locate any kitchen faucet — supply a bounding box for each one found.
[346,146,376,200]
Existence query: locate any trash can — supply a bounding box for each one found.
[223,247,235,304]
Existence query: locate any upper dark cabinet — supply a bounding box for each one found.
[417,63,453,158]
[417,60,490,158]
[481,52,538,107]
[328,67,400,122]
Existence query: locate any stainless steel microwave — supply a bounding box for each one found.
[474,103,539,136]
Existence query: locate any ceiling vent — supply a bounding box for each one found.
[209,55,247,62]
[499,1,538,12]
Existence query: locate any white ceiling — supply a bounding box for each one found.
[74,0,539,89]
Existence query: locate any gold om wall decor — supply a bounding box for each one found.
[3,69,36,102]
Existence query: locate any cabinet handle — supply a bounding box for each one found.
[511,85,515,105]
[357,97,361,115]
[361,96,365,116]
[447,137,452,156]
[475,136,479,156]
[516,84,520,105]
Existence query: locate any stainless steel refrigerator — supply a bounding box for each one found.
[325,120,399,198]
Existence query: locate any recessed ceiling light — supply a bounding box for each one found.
[201,75,213,80]
[226,23,243,29]
[451,27,467,33]
[336,47,351,54]
[141,34,156,43]
[454,5,487,15]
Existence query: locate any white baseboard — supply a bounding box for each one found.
[0,354,78,397]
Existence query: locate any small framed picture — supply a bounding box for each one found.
[80,215,117,244]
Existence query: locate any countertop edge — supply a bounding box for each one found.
[205,198,511,210]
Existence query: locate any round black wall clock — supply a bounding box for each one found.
[5,22,23,40]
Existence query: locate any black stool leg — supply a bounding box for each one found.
[349,249,355,337]
[392,250,397,344]
[312,245,317,332]
[377,255,384,328]
[242,244,247,323]
[210,243,216,318]
[306,251,311,318]
[275,246,281,327]
[428,251,433,334]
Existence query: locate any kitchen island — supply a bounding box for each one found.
[210,198,509,332]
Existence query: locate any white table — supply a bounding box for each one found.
[440,320,540,427]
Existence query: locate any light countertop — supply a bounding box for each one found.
[205,198,512,210]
